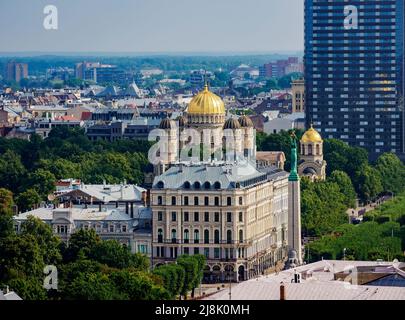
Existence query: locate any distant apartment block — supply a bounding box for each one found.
[5,61,28,83]
[75,61,130,85]
[260,57,303,78]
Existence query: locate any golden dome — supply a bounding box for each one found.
[301,125,323,143]
[187,84,225,115]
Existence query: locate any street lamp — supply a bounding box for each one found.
[228,271,232,300]
[343,248,347,261]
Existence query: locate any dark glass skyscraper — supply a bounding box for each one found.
[305,0,405,158]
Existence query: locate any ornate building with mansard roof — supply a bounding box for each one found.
[151,85,290,282]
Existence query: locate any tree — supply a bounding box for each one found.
[62,229,101,262]
[63,272,122,300]
[27,169,56,198]
[0,234,45,282]
[0,188,14,238]
[6,277,47,300]
[375,153,405,194]
[323,139,368,177]
[15,189,42,213]
[176,255,205,299]
[328,171,357,208]
[110,269,170,300]
[301,181,348,236]
[0,150,26,193]
[20,216,62,265]
[153,263,186,299]
[354,165,383,203]
[89,240,149,270]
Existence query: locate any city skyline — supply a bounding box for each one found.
[0,0,304,53]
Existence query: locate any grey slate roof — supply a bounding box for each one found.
[153,162,288,190]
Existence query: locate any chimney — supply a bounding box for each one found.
[280,283,286,301]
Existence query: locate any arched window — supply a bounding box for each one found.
[158,229,163,243]
[204,229,210,244]
[214,230,220,244]
[239,230,243,243]
[227,230,232,244]
[171,229,177,243]
[194,229,199,244]
[301,144,305,155]
[239,197,243,205]
[194,181,201,189]
[308,144,313,155]
[214,181,221,189]
[184,229,189,243]
[204,181,211,189]
[184,181,191,189]
[316,144,320,155]
[157,181,164,189]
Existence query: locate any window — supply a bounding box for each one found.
[184,247,189,255]
[204,197,209,206]
[239,212,243,222]
[227,212,232,223]
[158,229,163,243]
[214,212,220,222]
[204,212,209,222]
[57,225,67,234]
[239,197,243,205]
[239,230,243,243]
[204,229,210,244]
[214,230,220,244]
[227,197,232,206]
[184,229,189,243]
[204,248,210,258]
[194,230,199,243]
[214,182,221,189]
[172,212,177,222]
[157,196,162,205]
[109,224,114,233]
[194,212,199,222]
[184,196,189,206]
[214,197,219,206]
[214,248,220,259]
[137,244,147,254]
[184,212,189,222]
[194,197,199,206]
[122,225,127,233]
[157,211,163,221]
[227,230,232,244]
[171,229,177,243]
[184,181,191,189]
[171,196,176,205]
[194,181,201,189]
[194,247,199,255]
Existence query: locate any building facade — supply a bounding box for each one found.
[305,0,405,158]
[292,79,305,113]
[150,85,290,282]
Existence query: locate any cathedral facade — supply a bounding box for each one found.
[298,125,327,181]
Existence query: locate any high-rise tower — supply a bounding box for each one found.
[305,0,405,159]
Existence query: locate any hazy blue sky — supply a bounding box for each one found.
[0,0,304,53]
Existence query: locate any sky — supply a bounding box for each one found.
[0,0,304,54]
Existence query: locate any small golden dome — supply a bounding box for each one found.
[224,118,241,129]
[159,118,176,129]
[187,84,225,115]
[301,125,323,143]
[238,115,254,128]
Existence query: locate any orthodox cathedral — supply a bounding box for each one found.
[150,84,325,281]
